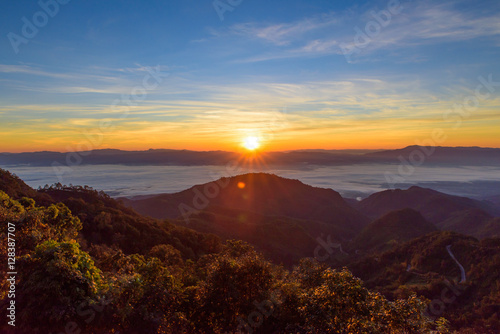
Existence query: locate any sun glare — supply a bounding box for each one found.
[242,136,260,151]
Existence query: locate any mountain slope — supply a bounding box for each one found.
[357,186,499,226]
[0,168,222,260]
[474,217,500,239]
[439,208,496,238]
[351,208,438,252]
[122,173,370,237]
[0,169,51,204]
[183,206,326,265]
[346,231,500,331]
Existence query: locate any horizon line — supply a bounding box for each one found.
[1,145,500,155]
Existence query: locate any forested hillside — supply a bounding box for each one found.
[1,168,499,333]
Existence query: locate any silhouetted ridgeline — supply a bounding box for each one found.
[2,145,500,166]
[353,186,500,239]
[123,175,500,243]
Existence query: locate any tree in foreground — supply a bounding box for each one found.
[274,259,431,334]
[16,240,105,333]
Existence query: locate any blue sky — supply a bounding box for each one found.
[1,0,500,152]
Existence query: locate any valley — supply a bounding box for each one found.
[1,167,500,333]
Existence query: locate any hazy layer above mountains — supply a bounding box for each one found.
[1,145,500,166]
[2,146,500,202]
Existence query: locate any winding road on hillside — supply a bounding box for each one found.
[446,244,466,283]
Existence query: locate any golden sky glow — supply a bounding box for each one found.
[1,91,499,153]
[1,0,500,153]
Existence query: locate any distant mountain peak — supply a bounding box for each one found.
[357,185,500,239]
[122,172,370,239]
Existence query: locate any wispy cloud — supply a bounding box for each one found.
[3,74,499,152]
[218,12,339,46]
[209,1,500,63]
[0,63,169,85]
[0,63,174,96]
[0,64,76,80]
[338,1,500,59]
[401,2,500,41]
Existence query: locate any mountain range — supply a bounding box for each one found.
[355,186,500,234]
[121,173,369,264]
[2,145,500,166]
[121,173,500,264]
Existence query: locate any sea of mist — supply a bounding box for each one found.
[1,163,500,200]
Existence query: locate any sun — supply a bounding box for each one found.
[242,136,260,151]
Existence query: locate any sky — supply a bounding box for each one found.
[0,0,499,153]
